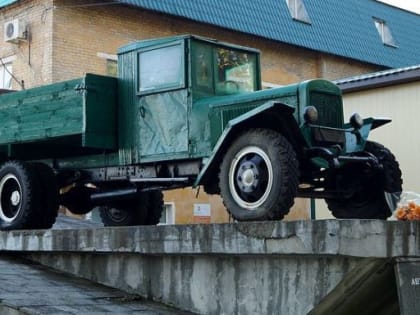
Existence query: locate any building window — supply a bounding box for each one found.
[106,59,118,77]
[159,203,175,225]
[0,61,12,90]
[373,18,397,47]
[286,0,311,24]
[262,81,283,89]
[97,52,118,77]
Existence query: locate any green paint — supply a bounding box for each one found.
[0,35,384,180]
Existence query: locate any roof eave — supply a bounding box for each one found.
[337,68,420,93]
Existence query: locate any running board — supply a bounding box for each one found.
[129,177,189,183]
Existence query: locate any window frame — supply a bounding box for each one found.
[137,40,186,95]
[373,17,398,48]
[0,56,14,90]
[286,0,311,24]
[158,202,176,225]
[97,52,118,77]
[191,41,215,96]
[213,47,258,96]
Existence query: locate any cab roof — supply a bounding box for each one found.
[118,34,260,55]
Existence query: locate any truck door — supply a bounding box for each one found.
[138,90,188,158]
[136,41,189,159]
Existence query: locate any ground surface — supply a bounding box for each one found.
[0,215,194,315]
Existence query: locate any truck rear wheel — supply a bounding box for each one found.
[99,190,163,226]
[146,190,164,225]
[99,193,148,226]
[0,161,41,230]
[219,129,299,221]
[30,163,59,229]
[326,141,402,219]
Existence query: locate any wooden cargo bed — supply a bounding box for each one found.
[0,74,117,159]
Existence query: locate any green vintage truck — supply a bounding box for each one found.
[0,35,402,230]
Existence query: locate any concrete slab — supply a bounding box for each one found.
[1,219,418,258]
[0,255,193,315]
[0,217,418,314]
[52,214,103,230]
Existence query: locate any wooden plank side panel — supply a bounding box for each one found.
[83,74,118,150]
[0,78,84,145]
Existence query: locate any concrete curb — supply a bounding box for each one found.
[0,220,418,258]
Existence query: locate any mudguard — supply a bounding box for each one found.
[344,117,392,153]
[193,101,301,187]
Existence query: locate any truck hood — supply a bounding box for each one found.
[194,83,299,109]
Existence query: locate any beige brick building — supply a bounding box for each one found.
[0,0,414,224]
[1,0,381,90]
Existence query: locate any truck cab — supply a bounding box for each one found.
[116,35,261,163]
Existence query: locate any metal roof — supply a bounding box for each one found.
[0,0,17,7]
[335,64,420,92]
[1,0,419,68]
[117,0,420,68]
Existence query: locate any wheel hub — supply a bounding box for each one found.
[108,208,128,222]
[229,145,273,209]
[0,174,23,222]
[10,191,21,206]
[236,161,260,193]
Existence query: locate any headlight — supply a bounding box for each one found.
[349,113,363,129]
[303,106,318,124]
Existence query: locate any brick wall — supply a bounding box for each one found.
[0,1,380,88]
[0,0,53,90]
[51,1,380,85]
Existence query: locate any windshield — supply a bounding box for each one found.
[192,41,258,98]
[215,48,257,95]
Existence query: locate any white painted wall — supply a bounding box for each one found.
[316,80,420,219]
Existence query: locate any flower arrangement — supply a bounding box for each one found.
[395,201,420,221]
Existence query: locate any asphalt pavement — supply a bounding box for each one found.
[0,214,195,315]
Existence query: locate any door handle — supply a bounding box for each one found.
[139,106,146,118]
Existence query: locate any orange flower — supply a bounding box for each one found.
[407,211,415,221]
[396,202,420,221]
[414,206,420,220]
[396,207,407,220]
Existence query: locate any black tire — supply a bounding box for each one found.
[326,141,402,219]
[0,161,41,230]
[99,193,149,226]
[61,185,95,215]
[99,191,164,226]
[30,163,59,229]
[219,129,299,221]
[146,190,164,225]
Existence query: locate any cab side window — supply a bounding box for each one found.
[138,43,185,94]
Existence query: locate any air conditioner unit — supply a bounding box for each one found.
[4,19,26,43]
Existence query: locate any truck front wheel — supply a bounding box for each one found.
[326,141,402,219]
[219,129,299,221]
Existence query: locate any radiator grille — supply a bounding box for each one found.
[309,92,343,128]
[221,104,259,128]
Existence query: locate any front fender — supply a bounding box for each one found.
[194,101,300,187]
[345,117,391,153]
